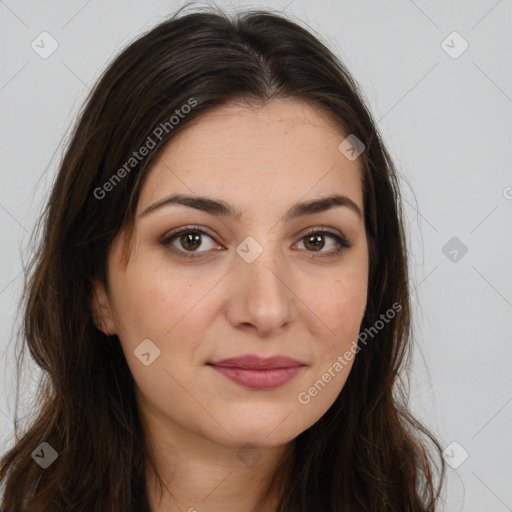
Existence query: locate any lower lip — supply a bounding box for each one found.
[209,365,304,390]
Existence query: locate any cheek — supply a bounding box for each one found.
[108,266,218,388]
[313,268,367,341]
[295,273,367,419]
[303,268,367,407]
[110,274,207,405]
[110,264,201,340]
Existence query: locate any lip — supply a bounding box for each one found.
[207,355,306,390]
[209,355,304,369]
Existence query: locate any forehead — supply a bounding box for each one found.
[138,98,364,217]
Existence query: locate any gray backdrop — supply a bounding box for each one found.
[1,1,511,510]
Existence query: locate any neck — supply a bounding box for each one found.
[145,437,292,512]
[139,401,294,512]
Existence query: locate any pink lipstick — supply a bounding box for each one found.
[208,355,305,390]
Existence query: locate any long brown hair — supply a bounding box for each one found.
[0,4,445,511]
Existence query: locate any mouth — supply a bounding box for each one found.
[207,354,306,390]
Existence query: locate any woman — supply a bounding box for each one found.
[0,5,445,511]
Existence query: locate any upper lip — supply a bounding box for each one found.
[208,355,305,369]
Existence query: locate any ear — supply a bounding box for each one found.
[91,278,117,335]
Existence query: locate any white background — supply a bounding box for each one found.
[1,1,511,510]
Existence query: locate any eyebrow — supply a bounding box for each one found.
[139,193,363,221]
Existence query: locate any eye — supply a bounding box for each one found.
[159,225,352,259]
[159,225,220,258]
[295,228,352,256]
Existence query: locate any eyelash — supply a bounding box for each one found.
[159,225,352,259]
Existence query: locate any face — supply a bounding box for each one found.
[92,98,368,450]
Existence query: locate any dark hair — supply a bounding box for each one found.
[1,4,445,511]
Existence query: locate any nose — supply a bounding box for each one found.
[226,241,297,337]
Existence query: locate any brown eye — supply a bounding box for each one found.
[303,233,325,252]
[297,229,352,256]
[179,232,202,251]
[159,226,220,258]
[159,226,352,259]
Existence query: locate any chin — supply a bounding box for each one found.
[210,415,309,450]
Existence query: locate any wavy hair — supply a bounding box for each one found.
[1,4,444,511]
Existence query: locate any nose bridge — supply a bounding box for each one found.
[231,234,296,332]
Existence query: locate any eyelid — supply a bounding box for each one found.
[162,224,216,240]
[300,225,348,241]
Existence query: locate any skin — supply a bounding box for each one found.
[92,97,369,511]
